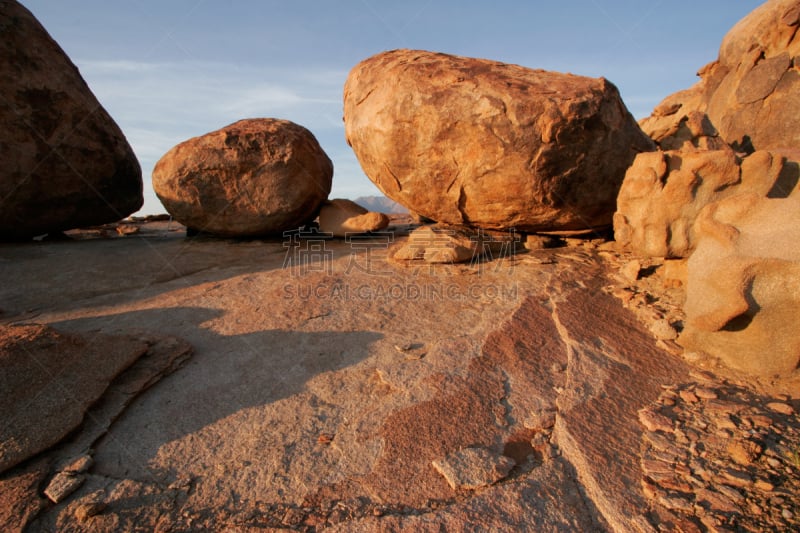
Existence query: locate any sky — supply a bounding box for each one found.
[22,0,763,216]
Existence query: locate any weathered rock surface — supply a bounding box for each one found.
[0,324,192,531]
[0,325,149,474]
[614,149,800,257]
[0,215,795,531]
[317,198,389,237]
[344,49,654,232]
[0,1,143,240]
[679,193,800,376]
[640,0,800,153]
[639,379,799,532]
[152,118,332,237]
[432,447,515,490]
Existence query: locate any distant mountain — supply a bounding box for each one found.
[353,195,409,214]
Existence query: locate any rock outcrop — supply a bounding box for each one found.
[678,193,800,376]
[0,1,143,240]
[614,149,800,258]
[0,325,148,474]
[153,119,332,237]
[317,199,389,237]
[344,49,654,232]
[640,0,800,153]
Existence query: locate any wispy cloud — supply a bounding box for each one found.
[75,59,365,214]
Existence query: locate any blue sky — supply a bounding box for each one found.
[23,1,762,215]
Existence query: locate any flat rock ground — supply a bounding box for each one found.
[0,219,797,532]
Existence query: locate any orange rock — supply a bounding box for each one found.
[344,49,654,232]
[640,0,800,153]
[153,119,332,237]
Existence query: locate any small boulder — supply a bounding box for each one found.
[317,198,389,237]
[344,49,654,232]
[153,119,332,237]
[0,1,143,239]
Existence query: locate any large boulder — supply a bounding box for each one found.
[640,0,800,152]
[614,149,800,257]
[678,192,800,376]
[153,119,332,237]
[343,49,654,232]
[0,1,143,240]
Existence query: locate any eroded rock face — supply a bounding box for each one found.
[344,49,654,232]
[0,1,143,240]
[614,150,800,258]
[153,119,332,236]
[640,0,800,152]
[679,193,800,376]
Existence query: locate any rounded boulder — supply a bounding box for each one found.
[153,119,332,236]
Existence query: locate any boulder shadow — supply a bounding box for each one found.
[47,306,382,485]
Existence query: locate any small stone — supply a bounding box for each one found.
[530,432,549,448]
[641,458,673,477]
[716,414,738,431]
[721,468,752,487]
[767,457,782,468]
[696,488,740,514]
[75,500,106,522]
[748,415,773,428]
[115,224,139,236]
[524,409,556,431]
[650,319,678,341]
[680,390,699,403]
[659,493,694,512]
[749,502,763,515]
[644,430,676,452]
[620,260,642,282]
[62,454,93,473]
[727,439,763,466]
[695,387,718,399]
[638,407,674,433]
[704,399,746,415]
[754,479,775,491]
[766,402,794,415]
[523,234,558,250]
[659,477,693,493]
[782,509,794,520]
[715,484,744,503]
[431,447,516,490]
[44,472,85,504]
